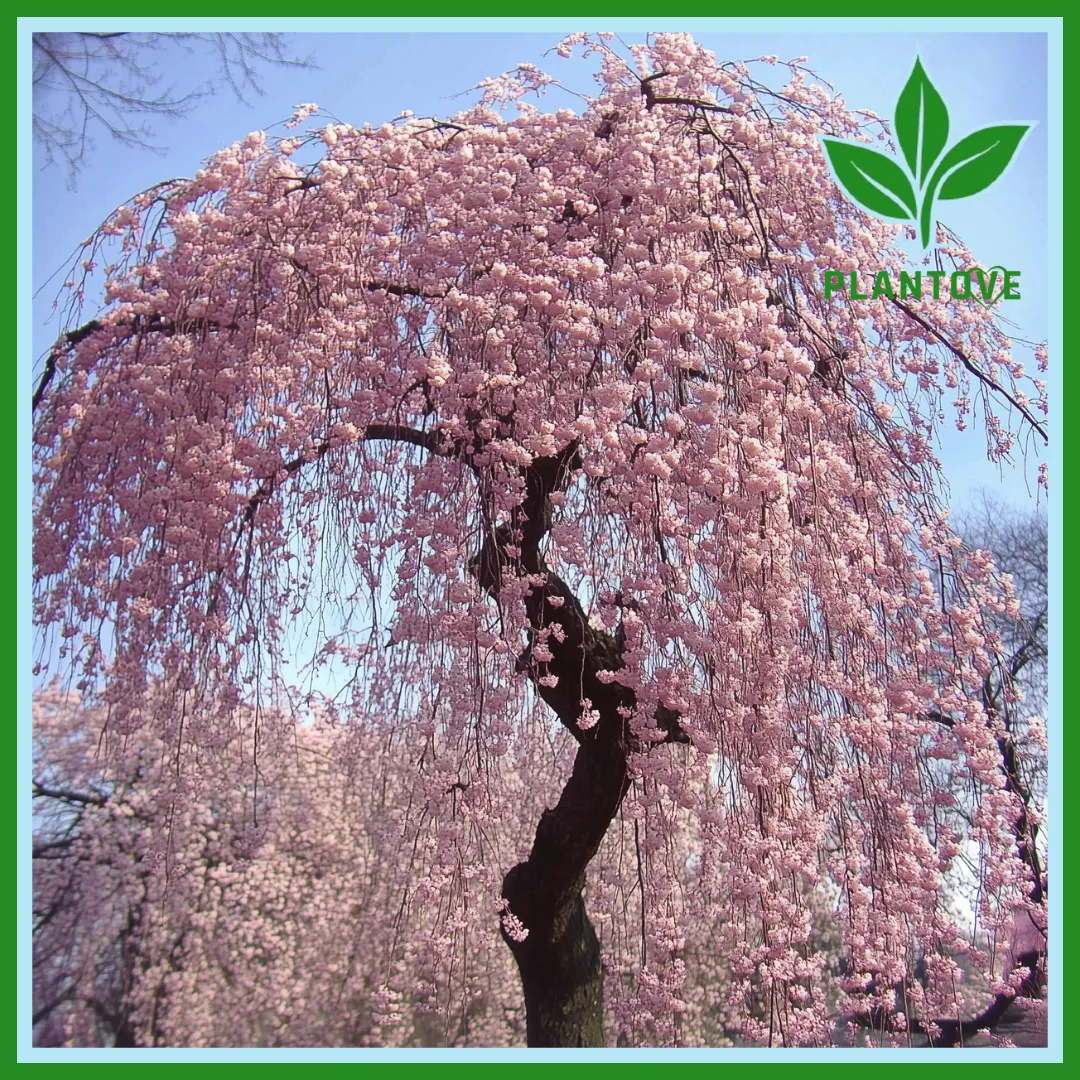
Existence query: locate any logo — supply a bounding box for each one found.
[821,57,1032,251]
[822,266,1019,307]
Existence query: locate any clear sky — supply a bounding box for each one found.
[31,29,1050,513]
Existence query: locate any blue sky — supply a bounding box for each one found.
[31,29,1050,511]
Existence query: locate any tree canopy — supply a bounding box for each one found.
[32,33,1048,1048]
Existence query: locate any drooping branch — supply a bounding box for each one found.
[853,949,1044,1046]
[889,297,1048,444]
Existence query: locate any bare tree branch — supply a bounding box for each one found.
[33,780,109,807]
[32,32,315,187]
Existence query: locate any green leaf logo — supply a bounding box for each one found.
[822,57,1032,251]
[821,140,917,221]
[895,57,949,187]
[933,126,1031,200]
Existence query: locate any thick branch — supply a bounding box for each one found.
[33,278,440,414]
[240,422,457,528]
[640,71,734,114]
[365,279,447,300]
[33,314,240,414]
[33,320,102,413]
[467,443,688,749]
[33,991,75,1028]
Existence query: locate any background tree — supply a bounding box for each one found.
[959,496,1047,895]
[32,33,1049,1047]
[957,497,1048,708]
[31,672,1046,1048]
[32,32,313,187]
[952,497,1047,1046]
[32,690,537,1047]
[839,496,1048,1047]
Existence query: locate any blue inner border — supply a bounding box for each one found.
[17,15,1063,1063]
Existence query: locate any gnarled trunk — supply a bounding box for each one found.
[468,444,688,1047]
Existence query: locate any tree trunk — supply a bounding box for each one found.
[504,870,605,1047]
[466,444,689,1048]
[499,731,632,1047]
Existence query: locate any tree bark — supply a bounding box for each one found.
[499,723,631,1047]
[468,443,687,1047]
[503,870,605,1047]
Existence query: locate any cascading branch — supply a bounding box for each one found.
[32,33,1047,1047]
